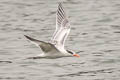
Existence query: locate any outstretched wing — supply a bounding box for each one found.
[51,3,71,47]
[24,35,46,47]
[24,35,59,53]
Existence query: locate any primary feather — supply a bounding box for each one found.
[51,3,71,47]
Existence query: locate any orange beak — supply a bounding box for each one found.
[73,54,80,57]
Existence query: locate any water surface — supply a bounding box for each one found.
[0,0,120,80]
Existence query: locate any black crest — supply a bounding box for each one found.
[66,50,74,54]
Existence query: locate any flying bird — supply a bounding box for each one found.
[24,3,80,58]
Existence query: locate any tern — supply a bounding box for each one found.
[24,3,80,58]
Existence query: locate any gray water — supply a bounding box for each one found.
[0,0,120,80]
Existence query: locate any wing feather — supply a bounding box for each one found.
[24,35,59,53]
[51,3,71,47]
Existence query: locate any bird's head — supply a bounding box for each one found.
[67,50,80,57]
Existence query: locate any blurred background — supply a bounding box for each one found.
[0,0,120,80]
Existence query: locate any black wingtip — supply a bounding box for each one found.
[24,35,41,42]
[24,35,33,41]
[24,35,27,37]
[24,35,29,39]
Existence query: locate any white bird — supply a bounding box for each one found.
[24,3,80,58]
